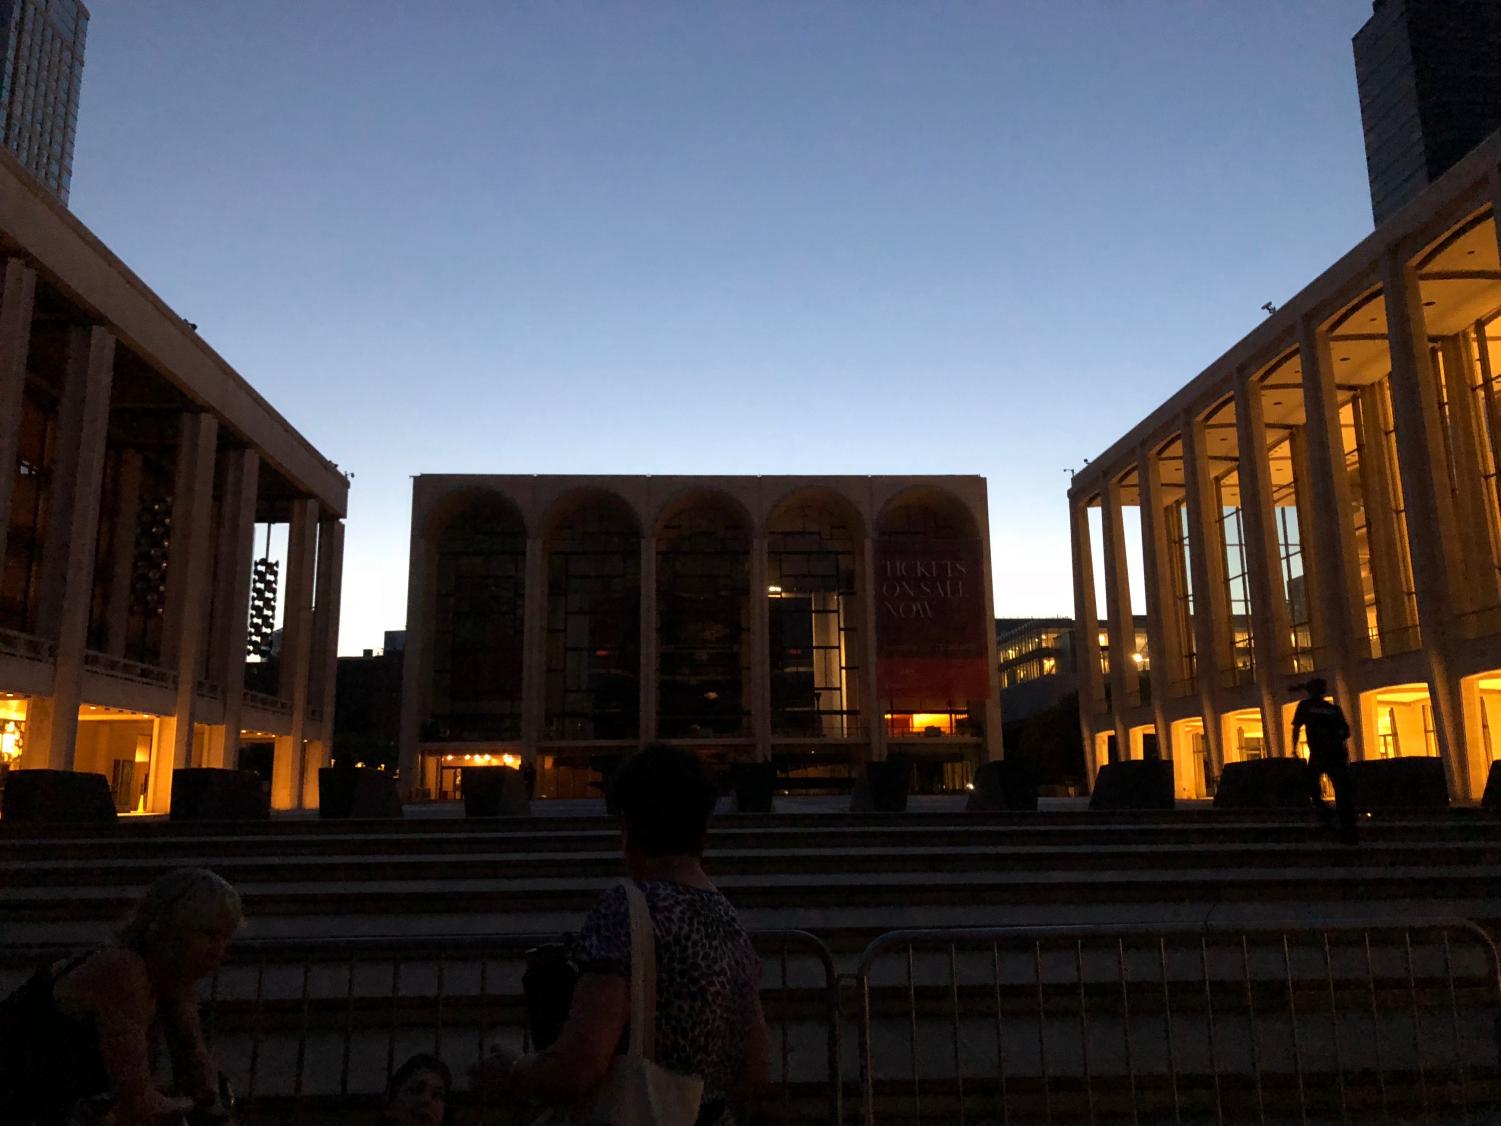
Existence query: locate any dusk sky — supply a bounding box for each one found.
[69,2,1376,655]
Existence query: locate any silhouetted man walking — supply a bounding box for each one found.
[1291,678,1357,844]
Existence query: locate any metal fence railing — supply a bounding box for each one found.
[853,920,1501,1126]
[0,929,840,1126]
[7,919,1501,1125]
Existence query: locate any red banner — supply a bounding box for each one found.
[874,538,990,700]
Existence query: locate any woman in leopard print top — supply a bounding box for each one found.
[470,746,768,1125]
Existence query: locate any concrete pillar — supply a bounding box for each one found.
[146,412,218,813]
[1382,250,1472,798]
[1181,413,1229,777]
[1436,335,1501,613]
[102,450,143,657]
[26,327,114,770]
[208,449,259,769]
[750,533,771,761]
[1297,317,1369,759]
[860,534,888,763]
[518,535,545,766]
[638,534,658,743]
[272,499,316,810]
[1099,477,1134,755]
[0,258,35,578]
[398,507,434,796]
[977,508,1004,763]
[1138,444,1178,765]
[1233,373,1291,759]
[1068,495,1104,784]
[302,516,345,802]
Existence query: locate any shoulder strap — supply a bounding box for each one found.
[618,879,657,1063]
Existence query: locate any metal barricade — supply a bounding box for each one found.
[200,929,838,1124]
[853,919,1501,1126]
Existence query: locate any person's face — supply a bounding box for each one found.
[169,912,239,983]
[386,1068,447,1126]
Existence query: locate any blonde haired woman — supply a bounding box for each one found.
[0,867,242,1125]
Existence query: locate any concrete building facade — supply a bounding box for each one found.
[401,474,1002,799]
[1070,133,1501,803]
[0,143,347,813]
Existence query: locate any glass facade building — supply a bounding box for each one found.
[0,0,87,203]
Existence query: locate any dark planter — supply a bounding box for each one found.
[1483,760,1501,809]
[1213,758,1313,810]
[170,768,270,821]
[966,759,1040,812]
[2,769,117,824]
[1089,759,1175,811]
[318,768,403,819]
[462,765,530,818]
[1352,756,1449,812]
[732,762,776,813]
[851,758,913,813]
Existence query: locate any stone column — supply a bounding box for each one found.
[26,328,114,770]
[102,450,143,657]
[147,412,219,812]
[1233,373,1290,759]
[0,259,35,576]
[398,500,433,795]
[1382,250,1472,798]
[1137,444,1179,768]
[1068,495,1104,783]
[638,535,658,743]
[750,533,770,761]
[1297,317,1368,759]
[520,535,546,765]
[1099,477,1134,755]
[1181,413,1229,777]
[302,516,345,804]
[1436,335,1501,612]
[208,449,259,769]
[272,499,316,810]
[860,535,887,763]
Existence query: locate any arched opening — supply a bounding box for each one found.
[874,489,988,790]
[423,492,526,797]
[656,495,751,739]
[766,494,863,739]
[543,491,641,741]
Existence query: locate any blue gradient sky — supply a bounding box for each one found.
[69,2,1375,654]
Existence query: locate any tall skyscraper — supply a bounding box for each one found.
[1354,0,1501,225]
[0,0,87,204]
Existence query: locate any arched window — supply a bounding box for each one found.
[766,497,861,737]
[657,498,750,738]
[544,493,641,740]
[429,494,525,741]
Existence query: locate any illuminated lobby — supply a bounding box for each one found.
[1069,133,1501,803]
[0,144,347,815]
[399,474,1002,798]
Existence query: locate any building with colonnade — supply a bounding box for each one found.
[400,474,1001,799]
[1069,131,1501,803]
[0,142,347,814]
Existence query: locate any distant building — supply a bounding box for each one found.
[1355,0,1501,224]
[0,0,88,204]
[996,615,1146,726]
[335,642,403,770]
[401,475,1002,799]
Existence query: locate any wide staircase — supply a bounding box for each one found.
[4,802,1501,1123]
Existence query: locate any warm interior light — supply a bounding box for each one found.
[0,720,23,763]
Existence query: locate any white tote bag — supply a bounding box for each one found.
[572,879,704,1126]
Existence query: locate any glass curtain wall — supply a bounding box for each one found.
[1214,466,1255,685]
[766,501,861,738]
[1166,499,1197,694]
[657,500,751,738]
[429,496,526,742]
[543,496,640,741]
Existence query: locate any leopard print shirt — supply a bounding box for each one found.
[574,880,759,1099]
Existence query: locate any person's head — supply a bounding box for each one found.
[1302,677,1328,698]
[380,1054,451,1126]
[116,867,242,983]
[613,743,719,860]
